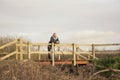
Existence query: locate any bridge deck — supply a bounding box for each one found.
[35,60,89,65]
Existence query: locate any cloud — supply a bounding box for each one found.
[0,0,120,43]
[63,30,118,43]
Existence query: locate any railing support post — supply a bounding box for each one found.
[28,41,31,60]
[15,39,19,60]
[92,44,95,59]
[38,45,41,60]
[19,38,23,60]
[52,43,55,66]
[73,43,76,66]
[58,46,61,60]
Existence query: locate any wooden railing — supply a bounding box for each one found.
[0,39,17,60]
[0,38,120,66]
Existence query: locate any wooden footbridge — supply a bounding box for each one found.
[0,38,120,66]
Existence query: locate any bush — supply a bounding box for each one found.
[94,57,120,79]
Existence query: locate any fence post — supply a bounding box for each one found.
[76,47,79,60]
[28,41,31,60]
[73,43,76,66]
[19,38,23,60]
[92,44,95,59]
[52,43,55,66]
[38,45,41,60]
[15,39,19,60]
[58,46,61,60]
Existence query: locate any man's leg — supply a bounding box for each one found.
[48,46,51,59]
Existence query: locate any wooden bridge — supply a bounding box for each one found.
[0,38,120,66]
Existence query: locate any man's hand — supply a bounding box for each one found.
[56,41,60,44]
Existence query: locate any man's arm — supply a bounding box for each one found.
[56,38,60,44]
[49,37,54,43]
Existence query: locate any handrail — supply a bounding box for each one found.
[0,51,17,60]
[0,39,17,50]
[94,43,120,46]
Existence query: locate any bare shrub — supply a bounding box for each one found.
[0,61,95,80]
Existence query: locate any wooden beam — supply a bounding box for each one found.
[0,51,17,60]
[31,43,51,46]
[30,51,50,54]
[76,44,92,46]
[35,60,89,65]
[27,41,31,59]
[92,44,95,59]
[19,38,23,60]
[52,43,55,66]
[94,43,120,46]
[55,44,72,47]
[16,43,18,60]
[38,45,41,60]
[77,54,88,60]
[72,43,76,66]
[0,40,17,50]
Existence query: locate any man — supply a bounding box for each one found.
[48,33,60,59]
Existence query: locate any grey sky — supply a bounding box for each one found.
[0,0,120,43]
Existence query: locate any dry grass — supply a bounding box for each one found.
[1,60,119,80]
[0,60,93,80]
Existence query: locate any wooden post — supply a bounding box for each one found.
[19,38,23,60]
[73,43,76,66]
[76,47,79,60]
[92,44,95,59]
[88,53,90,60]
[58,46,61,60]
[38,45,41,60]
[15,39,19,60]
[28,41,31,60]
[52,43,55,66]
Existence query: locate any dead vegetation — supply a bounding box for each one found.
[0,60,120,80]
[0,60,93,80]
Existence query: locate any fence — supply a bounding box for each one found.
[0,38,120,66]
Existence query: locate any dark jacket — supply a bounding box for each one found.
[49,36,60,44]
[48,36,60,51]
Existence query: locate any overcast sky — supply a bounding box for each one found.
[0,0,120,43]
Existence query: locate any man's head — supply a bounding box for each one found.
[53,33,57,38]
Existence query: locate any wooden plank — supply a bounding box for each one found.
[0,40,17,50]
[95,51,120,54]
[28,41,31,59]
[35,60,89,65]
[16,43,18,60]
[16,43,120,47]
[38,45,41,60]
[52,43,55,66]
[55,51,72,54]
[30,51,72,55]
[0,51,17,60]
[30,51,50,54]
[94,43,120,46]
[55,43,72,47]
[19,38,23,60]
[92,44,95,59]
[31,43,51,46]
[73,43,76,66]
[28,51,92,55]
[76,52,92,54]
[76,44,92,46]
[77,54,88,60]
[76,60,89,64]
[16,44,27,47]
